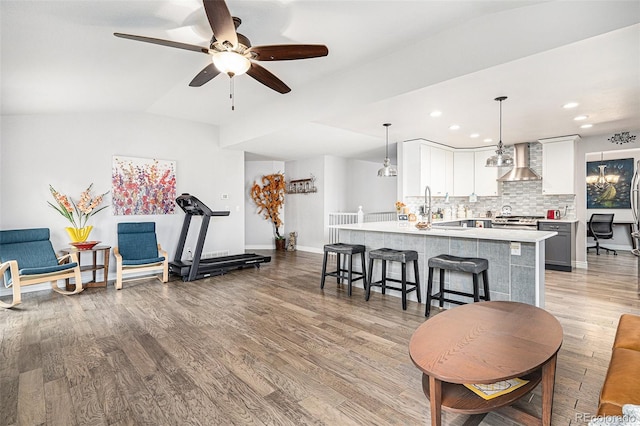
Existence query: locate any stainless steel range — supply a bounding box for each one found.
[491,216,544,230]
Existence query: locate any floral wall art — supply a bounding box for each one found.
[112,156,177,215]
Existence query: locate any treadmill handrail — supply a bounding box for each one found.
[176,193,230,216]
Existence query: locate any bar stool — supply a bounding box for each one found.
[320,243,367,296]
[366,248,421,310]
[425,254,489,316]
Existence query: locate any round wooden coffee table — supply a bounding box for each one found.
[409,301,563,426]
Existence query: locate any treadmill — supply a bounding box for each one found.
[169,193,271,281]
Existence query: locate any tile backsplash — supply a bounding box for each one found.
[404,142,577,218]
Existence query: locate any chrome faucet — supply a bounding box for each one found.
[423,185,432,224]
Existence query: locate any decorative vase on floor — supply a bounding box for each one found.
[275,238,286,251]
[65,225,93,242]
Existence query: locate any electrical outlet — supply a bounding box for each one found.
[510,242,521,256]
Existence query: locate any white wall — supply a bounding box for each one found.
[346,159,397,212]
[245,160,285,249]
[285,156,325,252]
[1,112,245,294]
[574,129,640,263]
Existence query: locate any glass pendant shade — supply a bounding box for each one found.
[486,96,514,167]
[212,51,251,76]
[586,156,620,189]
[378,123,397,177]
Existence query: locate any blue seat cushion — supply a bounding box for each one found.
[117,222,159,261]
[122,257,165,266]
[20,262,78,276]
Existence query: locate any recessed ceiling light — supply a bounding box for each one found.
[574,115,588,121]
[449,124,460,130]
[470,133,480,138]
[580,123,593,129]
[483,138,493,143]
[430,110,442,118]
[563,102,579,109]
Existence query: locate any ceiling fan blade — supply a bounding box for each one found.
[203,0,238,48]
[189,63,221,87]
[247,63,291,94]
[248,44,329,61]
[114,33,208,54]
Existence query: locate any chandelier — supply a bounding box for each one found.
[586,153,620,190]
[608,132,636,145]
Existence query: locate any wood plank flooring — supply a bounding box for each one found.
[1,250,638,425]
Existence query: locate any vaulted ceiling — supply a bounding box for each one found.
[2,1,639,162]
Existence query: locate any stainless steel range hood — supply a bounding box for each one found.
[497,143,542,182]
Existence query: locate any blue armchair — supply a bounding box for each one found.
[114,222,168,290]
[0,228,83,308]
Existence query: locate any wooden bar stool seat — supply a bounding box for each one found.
[425,254,489,316]
[320,243,367,296]
[366,248,421,310]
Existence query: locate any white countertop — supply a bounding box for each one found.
[331,221,557,243]
[537,218,579,223]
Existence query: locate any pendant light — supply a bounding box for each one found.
[586,152,620,189]
[485,96,514,167]
[378,123,398,177]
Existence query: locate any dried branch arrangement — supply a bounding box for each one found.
[250,173,286,239]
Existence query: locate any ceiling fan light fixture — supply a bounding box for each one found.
[378,123,397,177]
[211,51,251,76]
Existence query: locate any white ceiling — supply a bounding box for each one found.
[2,1,639,163]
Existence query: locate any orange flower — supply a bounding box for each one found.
[48,184,109,228]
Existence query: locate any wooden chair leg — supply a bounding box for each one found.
[360,253,368,291]
[320,251,328,289]
[482,270,490,301]
[426,266,434,317]
[439,269,445,308]
[347,254,353,296]
[366,257,375,301]
[401,262,407,310]
[473,273,480,302]
[381,260,387,295]
[413,260,421,303]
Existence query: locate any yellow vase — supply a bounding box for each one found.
[65,226,93,242]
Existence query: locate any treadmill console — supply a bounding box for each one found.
[175,193,229,217]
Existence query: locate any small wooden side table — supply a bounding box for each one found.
[61,245,111,290]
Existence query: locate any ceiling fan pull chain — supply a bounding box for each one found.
[230,76,235,111]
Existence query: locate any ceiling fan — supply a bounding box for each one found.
[114,0,328,101]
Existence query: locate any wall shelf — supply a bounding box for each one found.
[286,176,317,194]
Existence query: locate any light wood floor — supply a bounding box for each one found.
[1,250,638,426]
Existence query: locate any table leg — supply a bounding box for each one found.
[429,375,442,426]
[541,353,558,425]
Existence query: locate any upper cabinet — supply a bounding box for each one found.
[452,148,500,197]
[400,141,453,197]
[453,151,475,196]
[473,148,501,196]
[539,135,580,195]
[400,141,500,198]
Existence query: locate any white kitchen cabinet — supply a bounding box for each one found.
[453,151,475,196]
[473,148,500,196]
[426,146,454,196]
[401,140,422,196]
[401,141,453,197]
[539,135,579,195]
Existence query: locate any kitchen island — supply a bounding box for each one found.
[331,221,557,309]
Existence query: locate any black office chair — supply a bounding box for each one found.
[587,213,617,255]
